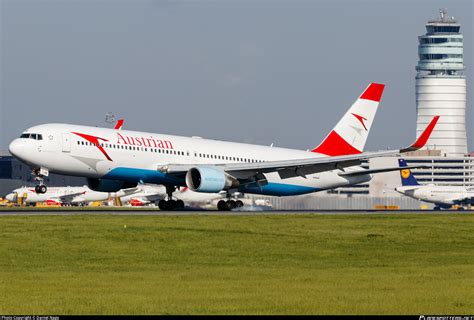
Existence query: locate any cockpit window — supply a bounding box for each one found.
[19,133,43,140]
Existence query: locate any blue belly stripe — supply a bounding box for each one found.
[103,167,185,186]
[103,167,321,196]
[239,182,320,196]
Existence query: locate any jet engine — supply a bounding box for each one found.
[87,178,137,193]
[186,167,239,193]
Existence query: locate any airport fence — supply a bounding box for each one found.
[252,195,427,210]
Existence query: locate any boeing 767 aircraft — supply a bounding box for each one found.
[8,83,439,210]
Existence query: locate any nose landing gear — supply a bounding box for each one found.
[32,168,48,194]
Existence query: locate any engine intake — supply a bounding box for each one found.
[87,178,137,193]
[186,167,238,193]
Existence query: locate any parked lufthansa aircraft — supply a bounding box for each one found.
[395,158,473,210]
[8,83,439,210]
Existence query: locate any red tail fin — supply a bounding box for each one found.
[312,83,385,156]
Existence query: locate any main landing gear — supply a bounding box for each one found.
[157,186,185,211]
[217,192,244,211]
[217,199,243,211]
[32,168,48,194]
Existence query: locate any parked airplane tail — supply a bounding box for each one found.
[312,82,385,156]
[398,158,420,186]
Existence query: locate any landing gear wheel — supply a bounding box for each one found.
[166,200,177,211]
[457,206,465,211]
[217,200,227,211]
[158,186,186,211]
[176,200,185,210]
[434,206,441,211]
[236,200,244,208]
[35,185,47,194]
[226,200,236,211]
[158,200,166,210]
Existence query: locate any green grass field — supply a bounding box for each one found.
[1,213,473,315]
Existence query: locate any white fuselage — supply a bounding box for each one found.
[8,123,372,196]
[395,185,474,206]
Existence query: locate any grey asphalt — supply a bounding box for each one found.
[0,208,472,216]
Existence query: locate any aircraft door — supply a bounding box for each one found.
[62,133,71,152]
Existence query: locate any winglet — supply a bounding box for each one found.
[114,119,124,130]
[400,116,439,153]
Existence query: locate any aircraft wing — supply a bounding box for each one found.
[119,187,141,195]
[338,165,429,177]
[161,116,439,181]
[58,191,87,203]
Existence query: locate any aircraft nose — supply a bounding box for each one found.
[5,193,16,202]
[8,139,26,159]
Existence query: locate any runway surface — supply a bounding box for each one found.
[0,208,472,216]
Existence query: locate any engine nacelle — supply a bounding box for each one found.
[87,178,137,193]
[186,167,238,193]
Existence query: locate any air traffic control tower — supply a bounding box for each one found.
[416,8,467,157]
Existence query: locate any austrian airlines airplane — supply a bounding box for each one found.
[8,83,439,210]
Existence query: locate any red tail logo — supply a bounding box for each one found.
[351,113,368,131]
[72,132,113,161]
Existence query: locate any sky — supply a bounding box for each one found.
[0,0,472,152]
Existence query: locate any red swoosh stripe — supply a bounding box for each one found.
[72,132,113,161]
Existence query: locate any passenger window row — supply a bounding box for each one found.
[76,140,187,155]
[194,152,263,163]
[75,140,265,163]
